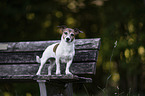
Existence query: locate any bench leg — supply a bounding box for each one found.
[37,80,73,96]
[64,83,73,96]
[37,80,47,96]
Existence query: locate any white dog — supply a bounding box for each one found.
[36,25,83,75]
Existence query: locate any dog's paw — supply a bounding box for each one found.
[36,72,41,76]
[48,73,51,76]
[66,71,73,75]
[56,70,61,75]
[56,73,61,76]
[56,72,61,75]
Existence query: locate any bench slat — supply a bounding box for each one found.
[0,62,96,75]
[0,50,98,63]
[0,75,92,83]
[0,38,101,52]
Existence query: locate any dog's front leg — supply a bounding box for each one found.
[56,57,61,75]
[65,59,73,75]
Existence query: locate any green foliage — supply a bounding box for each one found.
[0,0,145,95]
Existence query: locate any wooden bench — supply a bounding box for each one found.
[0,38,101,96]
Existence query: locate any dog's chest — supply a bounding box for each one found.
[59,48,74,63]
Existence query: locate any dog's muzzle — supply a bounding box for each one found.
[65,37,71,42]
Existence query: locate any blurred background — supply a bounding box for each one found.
[0,0,145,96]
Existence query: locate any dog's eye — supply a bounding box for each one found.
[71,34,74,37]
[64,32,68,35]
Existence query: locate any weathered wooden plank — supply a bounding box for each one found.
[0,44,8,50]
[0,38,101,52]
[0,62,96,76]
[0,75,92,83]
[0,50,98,63]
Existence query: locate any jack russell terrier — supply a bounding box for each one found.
[36,25,83,75]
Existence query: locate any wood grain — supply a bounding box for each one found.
[0,38,101,52]
[0,75,92,83]
[0,50,98,63]
[0,62,96,76]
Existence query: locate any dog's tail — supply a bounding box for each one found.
[36,56,41,63]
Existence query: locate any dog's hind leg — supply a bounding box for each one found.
[48,58,55,75]
[36,58,47,75]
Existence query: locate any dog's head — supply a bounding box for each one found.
[58,25,83,43]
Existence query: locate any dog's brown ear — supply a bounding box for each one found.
[57,25,67,34]
[74,28,83,35]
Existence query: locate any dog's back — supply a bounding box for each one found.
[41,43,59,60]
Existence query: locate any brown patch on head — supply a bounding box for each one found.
[57,25,67,34]
[71,38,74,42]
[70,32,75,41]
[63,28,74,33]
[53,43,59,53]
[63,28,69,32]
[63,28,76,35]
[62,28,76,42]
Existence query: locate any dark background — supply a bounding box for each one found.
[0,0,145,96]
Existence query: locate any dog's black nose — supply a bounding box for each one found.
[66,38,70,41]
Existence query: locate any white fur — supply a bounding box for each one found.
[36,34,75,75]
